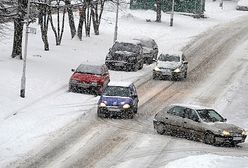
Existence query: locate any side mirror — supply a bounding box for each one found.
[71,69,75,72]
[183,61,188,64]
[224,118,227,122]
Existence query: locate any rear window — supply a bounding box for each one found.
[103,86,131,97]
[112,42,140,53]
[76,64,102,75]
[158,54,180,62]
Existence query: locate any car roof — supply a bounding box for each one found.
[133,36,154,42]
[107,81,133,87]
[159,51,183,57]
[170,104,213,110]
[115,40,141,46]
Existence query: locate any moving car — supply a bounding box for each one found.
[133,37,158,64]
[97,81,139,119]
[105,41,144,71]
[153,52,188,80]
[153,104,247,146]
[69,64,110,95]
[236,0,248,11]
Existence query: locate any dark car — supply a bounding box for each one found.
[69,64,110,95]
[153,52,188,80]
[133,37,158,64]
[97,81,139,119]
[105,41,144,71]
[153,104,247,146]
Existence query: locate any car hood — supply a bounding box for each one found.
[207,122,243,133]
[100,96,133,106]
[143,47,153,54]
[157,61,181,69]
[113,51,136,57]
[70,72,102,83]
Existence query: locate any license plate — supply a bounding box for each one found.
[233,137,242,141]
[108,107,121,112]
[115,62,123,66]
[162,70,171,75]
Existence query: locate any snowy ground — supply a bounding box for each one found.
[1,0,248,167]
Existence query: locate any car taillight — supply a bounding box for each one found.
[98,78,105,85]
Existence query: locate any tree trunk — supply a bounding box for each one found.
[11,0,27,59]
[85,3,91,37]
[39,3,50,51]
[65,0,76,38]
[91,0,105,35]
[155,0,161,22]
[77,6,86,40]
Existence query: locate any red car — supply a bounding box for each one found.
[69,64,110,95]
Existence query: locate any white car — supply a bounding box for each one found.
[153,52,188,80]
[236,0,248,11]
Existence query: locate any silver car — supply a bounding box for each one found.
[153,52,188,80]
[153,104,247,146]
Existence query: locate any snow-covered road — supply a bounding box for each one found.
[7,16,248,168]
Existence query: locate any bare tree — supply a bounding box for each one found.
[77,4,86,40]
[37,0,50,50]
[155,0,161,22]
[49,0,66,45]
[91,0,105,35]
[64,0,76,38]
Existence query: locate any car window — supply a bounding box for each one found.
[158,54,180,62]
[76,64,102,75]
[112,42,140,53]
[168,106,185,118]
[196,109,225,122]
[185,108,199,121]
[103,86,131,97]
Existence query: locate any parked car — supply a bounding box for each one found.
[153,104,247,146]
[236,0,248,11]
[153,52,188,80]
[105,41,144,71]
[97,81,139,119]
[69,64,110,95]
[133,37,158,64]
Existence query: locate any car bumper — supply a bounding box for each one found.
[105,61,135,69]
[215,135,247,145]
[153,70,183,78]
[236,6,248,11]
[69,81,102,92]
[98,106,134,118]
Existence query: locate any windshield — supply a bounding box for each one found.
[76,64,102,75]
[158,54,180,62]
[103,86,131,97]
[112,42,140,53]
[196,109,225,122]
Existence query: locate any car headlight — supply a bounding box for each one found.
[99,102,107,107]
[154,66,161,71]
[222,130,230,136]
[123,104,130,109]
[242,130,247,136]
[174,68,181,73]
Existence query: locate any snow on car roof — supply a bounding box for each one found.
[132,36,154,42]
[237,0,248,6]
[159,51,183,57]
[107,81,133,87]
[115,39,141,45]
[171,104,213,110]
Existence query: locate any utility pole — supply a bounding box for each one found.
[20,0,31,98]
[113,0,119,44]
[170,0,175,27]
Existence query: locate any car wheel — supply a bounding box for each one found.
[97,109,105,118]
[184,71,187,78]
[138,61,143,70]
[156,122,165,135]
[153,73,157,80]
[133,106,138,113]
[204,132,216,145]
[147,58,153,65]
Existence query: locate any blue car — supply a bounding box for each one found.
[97,81,139,119]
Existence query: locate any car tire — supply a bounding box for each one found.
[147,57,153,65]
[133,106,138,113]
[138,61,143,70]
[156,122,165,135]
[153,73,157,80]
[204,132,216,145]
[184,71,187,78]
[97,109,105,118]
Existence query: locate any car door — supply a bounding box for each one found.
[181,54,188,72]
[183,108,203,140]
[101,65,110,88]
[130,84,139,108]
[166,106,185,135]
